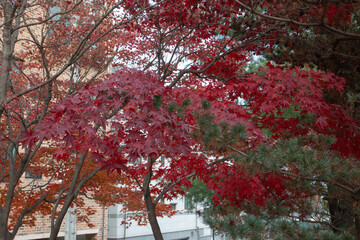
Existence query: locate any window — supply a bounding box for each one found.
[170,203,177,210]
[25,169,42,179]
[134,157,142,165]
[184,196,193,210]
[49,6,61,21]
[160,155,165,165]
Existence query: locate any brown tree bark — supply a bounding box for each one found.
[355,200,360,240]
[0,2,17,238]
[144,184,164,240]
[142,156,164,240]
[327,185,354,235]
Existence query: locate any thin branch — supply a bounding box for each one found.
[168,27,274,87]
[11,0,84,32]
[229,146,248,157]
[154,155,235,205]
[234,0,360,39]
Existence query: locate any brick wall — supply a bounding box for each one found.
[15,196,108,240]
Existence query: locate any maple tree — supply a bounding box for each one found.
[119,1,359,239]
[1,1,360,240]
[0,1,150,240]
[115,1,360,239]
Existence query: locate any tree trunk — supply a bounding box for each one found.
[48,200,74,240]
[48,163,100,240]
[144,185,164,240]
[327,184,353,234]
[0,213,12,240]
[355,200,360,240]
[0,2,14,107]
[0,4,16,238]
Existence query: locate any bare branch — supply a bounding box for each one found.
[234,0,360,39]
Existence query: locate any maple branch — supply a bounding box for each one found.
[3,0,148,107]
[0,130,44,194]
[142,155,158,193]
[156,25,163,77]
[49,150,102,240]
[161,27,198,81]
[49,186,67,229]
[67,0,129,65]
[11,176,61,237]
[10,60,43,99]
[12,193,47,237]
[143,55,158,70]
[234,0,360,39]
[129,170,143,191]
[11,0,26,45]
[153,155,235,205]
[21,18,57,121]
[15,163,59,194]
[12,0,85,32]
[67,51,117,96]
[23,19,50,77]
[168,27,273,87]
[49,151,88,235]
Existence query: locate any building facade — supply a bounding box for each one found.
[108,197,213,240]
[14,196,108,240]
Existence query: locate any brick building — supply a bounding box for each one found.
[14,192,108,240]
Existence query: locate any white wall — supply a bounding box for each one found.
[108,197,213,240]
